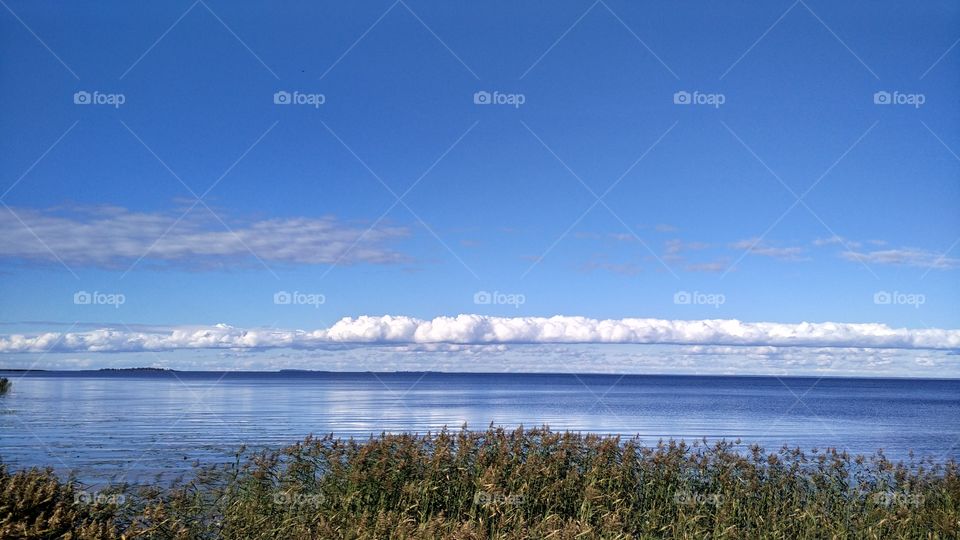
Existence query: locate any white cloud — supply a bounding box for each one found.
[661,240,721,271]
[841,248,959,269]
[665,239,711,256]
[0,205,410,268]
[813,235,861,249]
[730,238,807,261]
[2,316,957,353]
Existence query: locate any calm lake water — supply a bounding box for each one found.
[1,371,958,487]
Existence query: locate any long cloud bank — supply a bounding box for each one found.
[1,316,958,353]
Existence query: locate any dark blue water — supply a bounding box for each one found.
[1,371,958,487]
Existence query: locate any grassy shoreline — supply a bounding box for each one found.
[2,426,958,539]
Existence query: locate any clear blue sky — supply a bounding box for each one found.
[0,1,958,374]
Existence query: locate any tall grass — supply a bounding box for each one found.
[2,426,957,538]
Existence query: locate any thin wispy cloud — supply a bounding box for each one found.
[661,239,722,271]
[664,239,711,255]
[574,233,959,274]
[839,248,960,270]
[813,235,862,249]
[810,237,957,269]
[0,205,410,268]
[730,238,808,261]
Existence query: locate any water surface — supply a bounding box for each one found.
[1,371,957,486]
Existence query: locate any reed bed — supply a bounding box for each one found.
[2,426,957,539]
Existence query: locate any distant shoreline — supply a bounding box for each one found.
[0,367,958,381]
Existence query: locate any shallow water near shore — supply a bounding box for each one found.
[1,370,958,487]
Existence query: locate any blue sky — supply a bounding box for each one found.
[0,0,958,374]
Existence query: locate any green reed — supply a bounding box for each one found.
[2,426,957,539]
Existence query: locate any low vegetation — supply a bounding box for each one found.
[1,426,957,538]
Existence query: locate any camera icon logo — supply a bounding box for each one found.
[873,91,891,105]
[673,290,692,305]
[673,91,691,105]
[473,291,492,305]
[873,291,892,305]
[273,90,291,105]
[73,290,92,305]
[273,291,292,305]
[73,91,91,105]
[473,91,491,105]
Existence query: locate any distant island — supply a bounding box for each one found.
[97,367,174,372]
